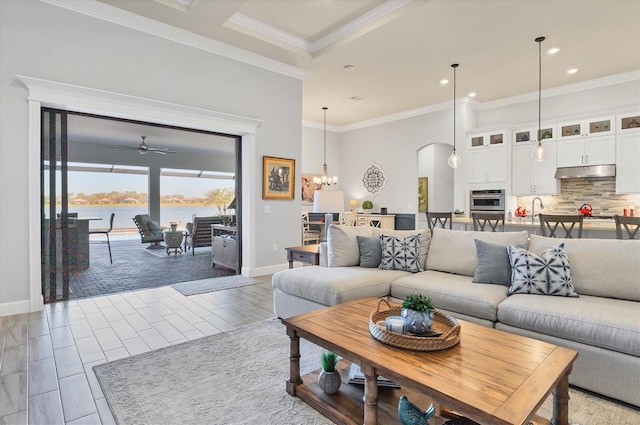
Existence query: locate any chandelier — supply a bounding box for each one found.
[313,107,338,186]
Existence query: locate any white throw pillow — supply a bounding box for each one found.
[372,227,431,270]
[327,224,374,267]
[507,243,578,297]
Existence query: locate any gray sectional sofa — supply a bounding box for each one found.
[272,225,640,406]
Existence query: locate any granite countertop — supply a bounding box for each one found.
[452,216,617,230]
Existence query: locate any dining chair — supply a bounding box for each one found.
[340,212,357,226]
[302,211,320,245]
[614,215,640,240]
[426,212,453,230]
[471,212,504,232]
[539,214,583,238]
[89,213,115,264]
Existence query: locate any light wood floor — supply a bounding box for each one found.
[0,275,275,424]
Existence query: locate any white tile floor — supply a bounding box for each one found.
[0,276,275,424]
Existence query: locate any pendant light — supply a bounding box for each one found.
[447,63,462,168]
[313,107,338,185]
[532,36,548,161]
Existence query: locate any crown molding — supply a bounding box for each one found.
[15,75,263,134]
[226,0,414,58]
[41,0,309,80]
[478,70,640,110]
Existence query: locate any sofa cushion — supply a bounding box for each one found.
[472,239,521,286]
[327,225,374,267]
[379,234,422,272]
[372,227,431,270]
[498,294,640,357]
[507,243,578,297]
[390,270,509,322]
[147,220,163,235]
[528,234,640,301]
[426,228,529,277]
[357,236,382,268]
[272,266,409,306]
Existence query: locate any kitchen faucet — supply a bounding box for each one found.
[531,197,544,223]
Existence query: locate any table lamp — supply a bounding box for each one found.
[313,190,344,237]
[349,199,358,212]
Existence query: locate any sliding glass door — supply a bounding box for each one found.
[41,108,70,302]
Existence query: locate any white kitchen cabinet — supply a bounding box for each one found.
[557,116,615,167]
[468,130,508,183]
[513,125,556,144]
[618,112,640,134]
[512,142,559,195]
[616,132,640,193]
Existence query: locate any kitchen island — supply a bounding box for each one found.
[452,216,619,238]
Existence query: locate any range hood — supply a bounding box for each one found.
[554,164,616,179]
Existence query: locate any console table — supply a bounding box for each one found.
[357,214,395,229]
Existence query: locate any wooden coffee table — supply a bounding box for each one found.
[283,297,578,425]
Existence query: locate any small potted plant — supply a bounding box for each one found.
[401,293,436,334]
[362,200,374,213]
[318,351,342,394]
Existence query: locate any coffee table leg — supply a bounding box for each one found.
[551,367,571,425]
[362,364,379,425]
[286,326,301,396]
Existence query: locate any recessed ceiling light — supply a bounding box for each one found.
[343,65,355,71]
[440,79,449,85]
[547,47,560,54]
[567,68,578,74]
[468,92,476,98]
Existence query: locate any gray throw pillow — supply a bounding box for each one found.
[147,221,163,235]
[507,243,579,297]
[357,235,382,268]
[473,239,521,286]
[379,234,422,273]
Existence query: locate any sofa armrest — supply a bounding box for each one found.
[319,242,328,267]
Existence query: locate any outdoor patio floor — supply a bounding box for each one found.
[68,238,234,299]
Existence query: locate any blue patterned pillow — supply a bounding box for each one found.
[379,234,422,272]
[507,243,578,297]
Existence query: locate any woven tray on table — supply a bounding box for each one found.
[369,299,461,351]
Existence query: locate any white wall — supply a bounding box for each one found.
[0,0,303,313]
[336,109,452,219]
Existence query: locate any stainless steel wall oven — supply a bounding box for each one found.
[469,189,505,214]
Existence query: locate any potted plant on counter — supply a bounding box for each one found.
[401,294,436,334]
[318,351,342,394]
[362,200,374,214]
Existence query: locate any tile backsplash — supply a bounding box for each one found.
[516,177,640,217]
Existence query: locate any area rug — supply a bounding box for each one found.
[171,275,262,296]
[93,319,640,425]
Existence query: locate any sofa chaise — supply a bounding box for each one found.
[272,225,640,407]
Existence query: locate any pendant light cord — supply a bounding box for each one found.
[536,36,545,139]
[452,63,458,152]
[323,107,328,168]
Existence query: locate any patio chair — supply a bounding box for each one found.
[90,212,115,264]
[133,214,164,247]
[186,216,224,255]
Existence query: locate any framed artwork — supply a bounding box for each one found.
[301,174,321,205]
[362,162,386,197]
[262,156,295,200]
[418,177,428,213]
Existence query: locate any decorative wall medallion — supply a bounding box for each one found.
[362,162,386,197]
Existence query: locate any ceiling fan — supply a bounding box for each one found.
[110,136,177,155]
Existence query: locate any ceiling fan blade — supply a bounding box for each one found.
[148,147,176,154]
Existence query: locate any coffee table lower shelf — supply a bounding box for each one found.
[294,364,552,425]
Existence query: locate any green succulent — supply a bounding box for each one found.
[362,200,373,210]
[320,351,341,372]
[402,294,436,312]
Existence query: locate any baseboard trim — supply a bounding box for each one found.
[0,300,32,317]
[243,263,289,277]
